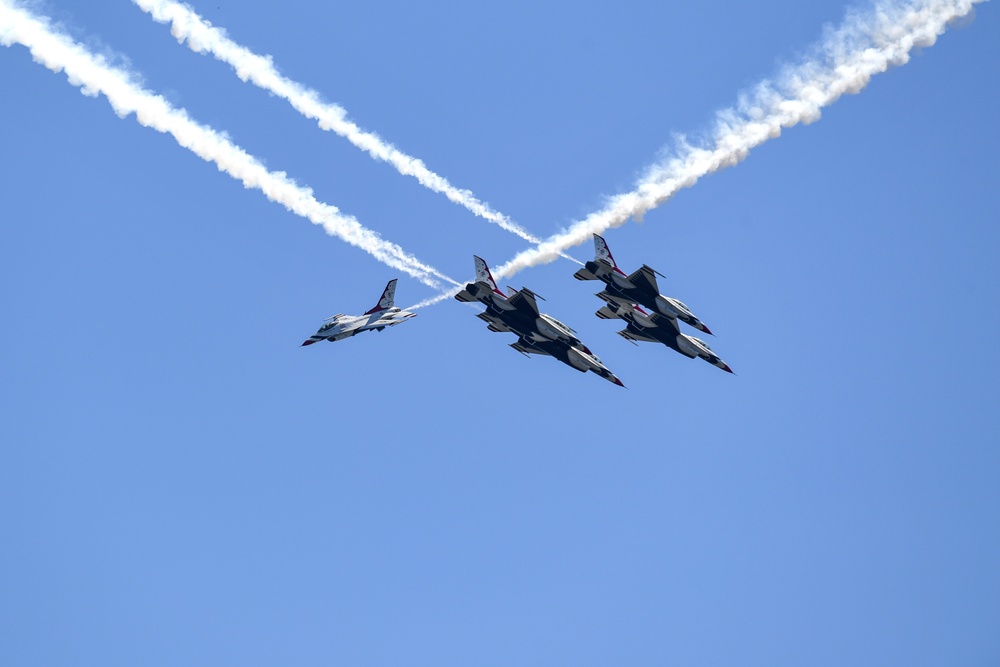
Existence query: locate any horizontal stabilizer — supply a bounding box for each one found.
[573,267,597,281]
[454,288,478,303]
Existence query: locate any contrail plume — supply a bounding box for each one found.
[0,1,458,290]
[488,0,983,282]
[406,288,463,311]
[132,0,568,257]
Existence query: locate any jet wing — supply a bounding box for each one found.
[476,310,514,333]
[625,265,661,297]
[649,311,681,334]
[618,325,660,344]
[596,289,637,309]
[595,305,620,320]
[510,336,551,357]
[506,287,542,318]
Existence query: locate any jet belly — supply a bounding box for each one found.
[328,318,364,340]
[624,313,733,373]
[617,309,687,355]
[482,303,537,340]
[674,334,702,358]
[516,337,624,387]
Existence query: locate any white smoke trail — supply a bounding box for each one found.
[132,0,567,256]
[407,291,460,311]
[0,0,458,290]
[486,0,983,282]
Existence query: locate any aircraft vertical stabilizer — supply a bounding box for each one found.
[365,279,397,314]
[594,234,618,270]
[473,255,506,297]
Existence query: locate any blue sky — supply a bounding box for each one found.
[2,0,998,664]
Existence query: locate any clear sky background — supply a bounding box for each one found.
[2,1,998,665]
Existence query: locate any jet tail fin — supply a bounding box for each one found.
[594,234,618,270]
[365,279,397,314]
[474,255,506,298]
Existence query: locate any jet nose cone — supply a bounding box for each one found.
[612,377,626,387]
[721,364,734,374]
[301,339,317,346]
[699,323,714,336]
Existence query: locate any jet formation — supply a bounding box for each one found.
[301,279,416,346]
[302,235,732,384]
[575,234,733,374]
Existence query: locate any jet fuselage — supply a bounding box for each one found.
[301,279,416,346]
[616,307,733,374]
[511,336,624,386]
[302,308,415,345]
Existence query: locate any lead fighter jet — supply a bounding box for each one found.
[456,256,624,386]
[301,279,416,346]
[603,303,734,374]
[574,233,713,334]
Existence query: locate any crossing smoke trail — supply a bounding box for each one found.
[409,0,984,308]
[0,1,458,290]
[446,0,981,297]
[132,0,570,258]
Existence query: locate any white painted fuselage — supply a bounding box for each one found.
[301,279,416,346]
[302,308,416,345]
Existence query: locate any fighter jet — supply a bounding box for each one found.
[456,256,624,386]
[509,335,624,386]
[573,233,713,334]
[456,256,593,352]
[602,303,733,374]
[301,279,415,346]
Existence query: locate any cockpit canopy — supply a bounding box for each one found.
[540,313,574,334]
[689,336,711,351]
[320,318,342,332]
